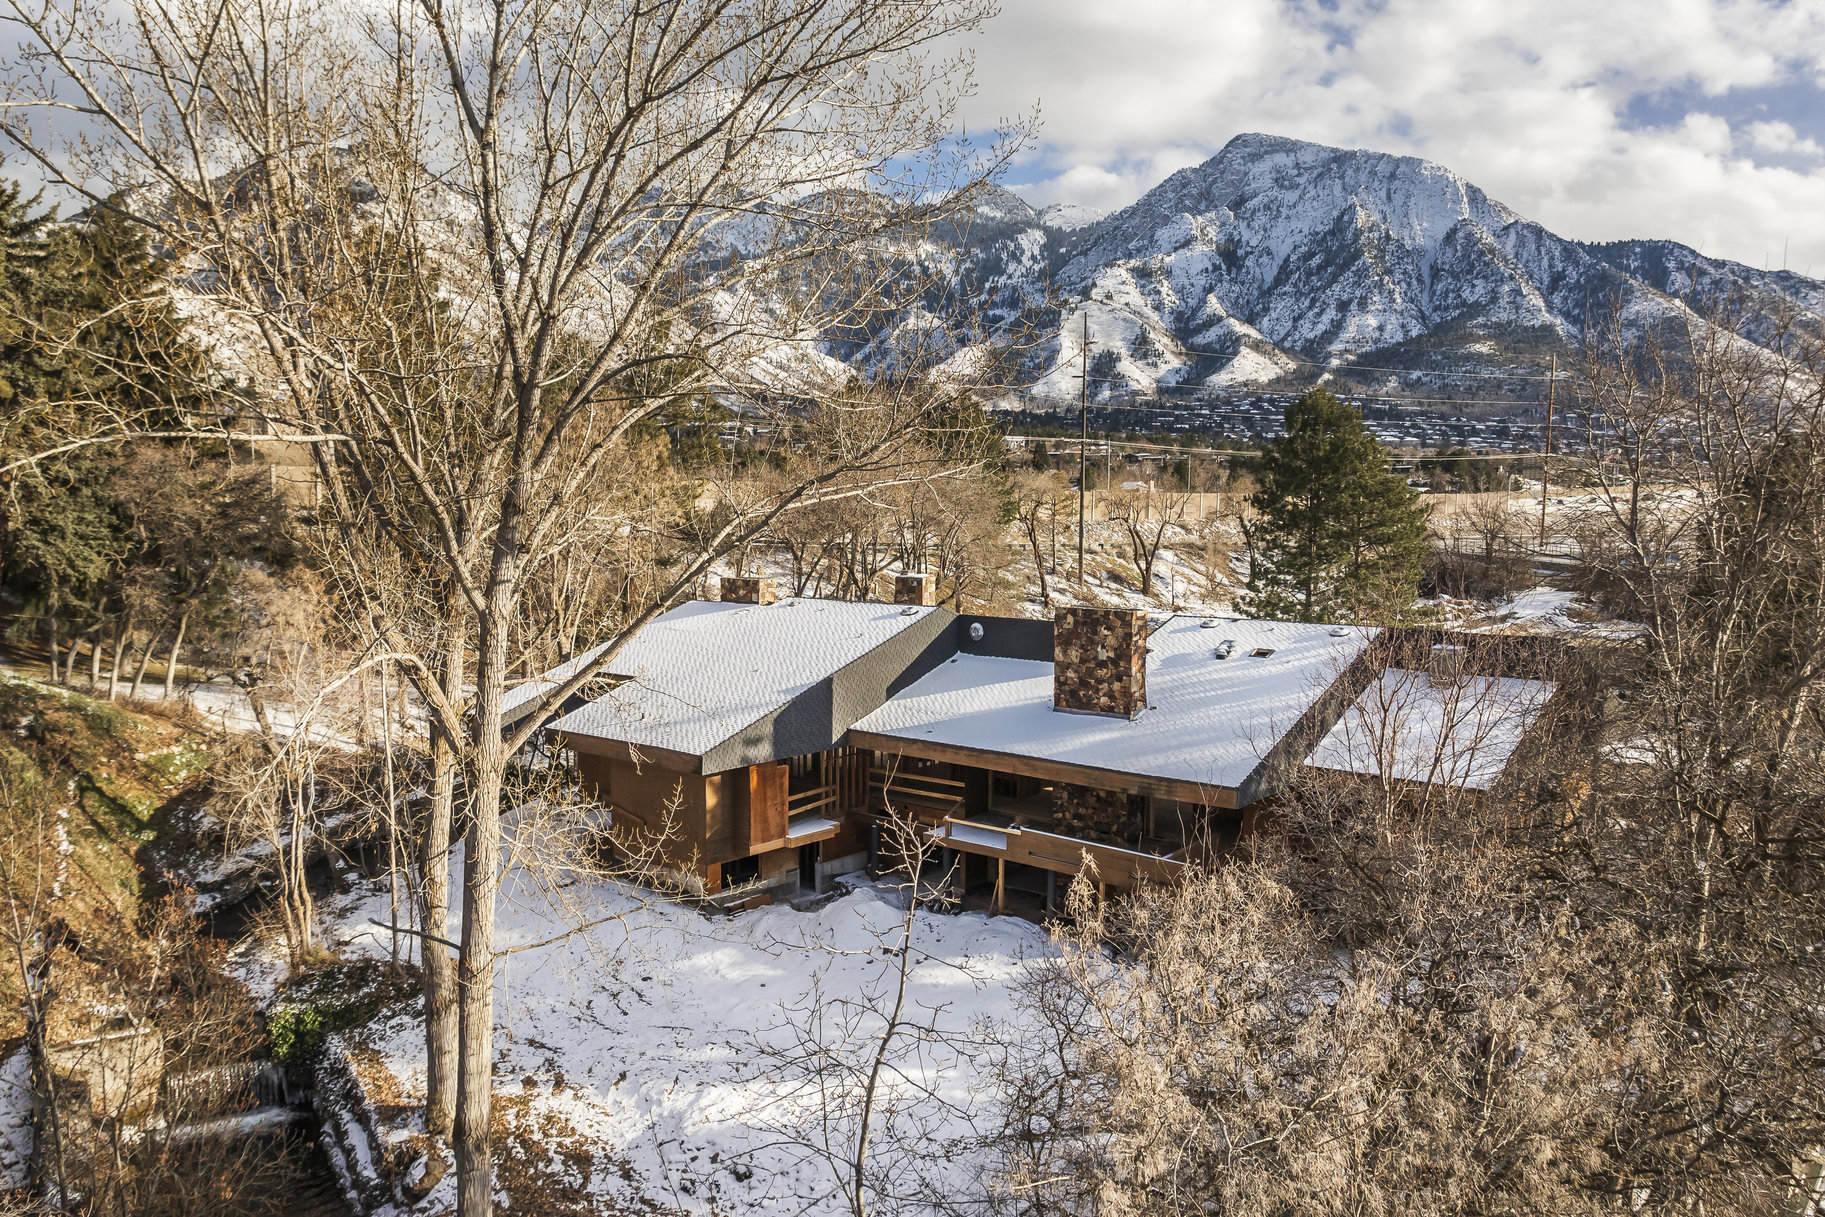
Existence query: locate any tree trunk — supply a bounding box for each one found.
[163,609,191,701]
[46,601,61,683]
[87,624,103,691]
[455,601,511,1216]
[420,598,464,1140]
[128,629,160,701]
[383,660,402,970]
[454,495,527,1215]
[106,616,129,701]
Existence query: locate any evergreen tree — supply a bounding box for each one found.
[1243,387,1430,622]
[0,184,220,675]
[1029,438,1051,472]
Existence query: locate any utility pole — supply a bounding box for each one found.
[1077,311,1089,584]
[1538,353,1555,550]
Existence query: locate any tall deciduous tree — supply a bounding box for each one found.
[2,3,1024,1211]
[1243,387,1429,622]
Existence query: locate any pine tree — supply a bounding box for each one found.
[0,184,219,676]
[1243,387,1430,622]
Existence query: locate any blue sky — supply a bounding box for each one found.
[958,0,1825,271]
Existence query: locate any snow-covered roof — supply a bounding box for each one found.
[1304,668,1555,790]
[851,616,1375,794]
[547,598,942,760]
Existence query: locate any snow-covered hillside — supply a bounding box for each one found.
[946,133,1825,396]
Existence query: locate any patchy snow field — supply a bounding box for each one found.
[250,858,1052,1214]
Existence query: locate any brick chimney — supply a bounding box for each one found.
[720,575,776,605]
[893,573,936,607]
[1053,606,1147,719]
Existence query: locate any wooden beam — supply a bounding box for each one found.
[994,857,1005,914]
[850,729,1239,809]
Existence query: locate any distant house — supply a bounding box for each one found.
[528,577,1558,911]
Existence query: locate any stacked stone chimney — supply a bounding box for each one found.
[893,573,936,607]
[1428,642,1466,683]
[1053,606,1147,719]
[720,575,776,605]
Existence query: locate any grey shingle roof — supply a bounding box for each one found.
[547,598,948,767]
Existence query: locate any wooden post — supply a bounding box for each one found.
[993,858,1005,914]
[1045,870,1057,913]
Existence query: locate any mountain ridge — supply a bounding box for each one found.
[954,133,1824,398]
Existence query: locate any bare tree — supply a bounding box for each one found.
[1013,469,1063,607]
[1107,483,1189,597]
[3,2,1027,1208]
[748,808,988,1217]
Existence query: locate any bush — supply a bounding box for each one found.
[267,1002,334,1068]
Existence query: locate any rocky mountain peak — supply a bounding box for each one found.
[942,132,1824,396]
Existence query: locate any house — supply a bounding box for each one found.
[535,576,1558,911]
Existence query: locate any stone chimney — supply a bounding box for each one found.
[1428,642,1466,683]
[1053,606,1147,719]
[720,575,776,605]
[893,573,936,607]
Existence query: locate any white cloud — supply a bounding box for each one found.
[1746,119,1825,157]
[958,0,1825,270]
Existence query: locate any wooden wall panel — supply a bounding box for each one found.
[748,762,789,851]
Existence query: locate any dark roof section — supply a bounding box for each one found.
[699,606,957,773]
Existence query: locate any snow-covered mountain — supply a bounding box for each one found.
[942,133,1825,397]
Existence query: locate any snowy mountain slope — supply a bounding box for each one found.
[936,133,1825,396]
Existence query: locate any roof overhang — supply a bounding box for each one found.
[847,728,1240,809]
[555,730,705,775]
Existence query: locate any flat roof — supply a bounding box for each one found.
[544,598,942,760]
[850,616,1375,794]
[1304,668,1555,790]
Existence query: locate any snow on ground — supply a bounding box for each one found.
[1466,586,1642,638]
[1493,587,1581,630]
[256,853,1052,1213]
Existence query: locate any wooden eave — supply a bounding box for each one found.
[847,728,1240,810]
[554,730,706,775]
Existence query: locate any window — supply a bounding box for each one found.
[722,854,761,886]
[1250,647,1276,658]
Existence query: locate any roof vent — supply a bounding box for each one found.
[968,622,985,641]
[1329,626,1351,637]
[1213,639,1236,659]
[1199,619,1221,629]
[900,606,920,616]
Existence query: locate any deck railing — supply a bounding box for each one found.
[867,767,965,817]
[787,782,839,817]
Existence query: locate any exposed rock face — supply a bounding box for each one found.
[1053,606,1147,719]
